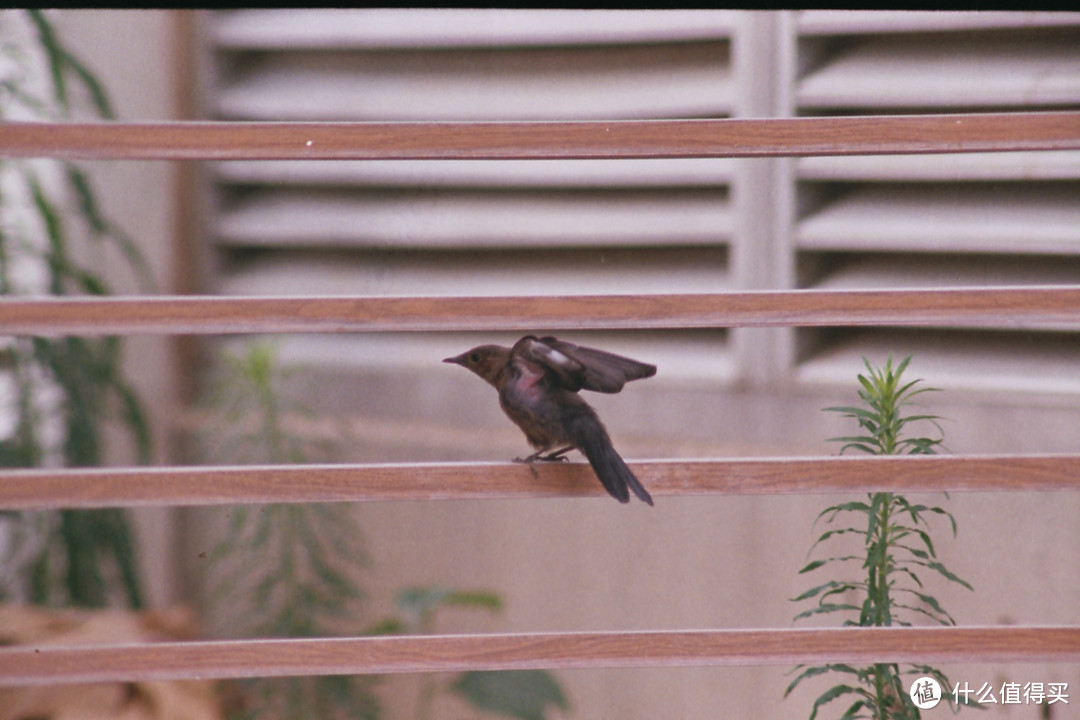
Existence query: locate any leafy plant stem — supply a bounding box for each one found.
[875,493,891,628]
[788,355,974,720]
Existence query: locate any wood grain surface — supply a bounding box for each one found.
[2,455,1079,509]
[1,626,1076,686]
[1,287,1079,336]
[1,113,1078,160]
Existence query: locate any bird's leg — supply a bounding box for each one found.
[515,446,574,464]
[539,446,574,462]
[513,445,574,478]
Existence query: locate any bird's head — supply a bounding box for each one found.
[443,344,512,387]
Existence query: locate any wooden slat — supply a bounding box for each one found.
[1,626,1076,686]
[1,113,1079,160]
[3,455,1080,510]
[1,288,1080,336]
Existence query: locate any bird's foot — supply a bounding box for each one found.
[513,446,574,478]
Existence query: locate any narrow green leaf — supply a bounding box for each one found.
[894,565,924,589]
[784,663,865,697]
[923,560,974,591]
[856,373,877,397]
[792,603,861,622]
[798,558,828,574]
[912,527,936,558]
[806,683,872,720]
[818,501,872,520]
[823,406,880,422]
[112,378,152,464]
[807,527,866,556]
[64,166,156,291]
[908,590,956,623]
[443,589,504,612]
[59,47,114,118]
[27,172,66,295]
[27,10,67,112]
[790,580,858,603]
[362,618,408,636]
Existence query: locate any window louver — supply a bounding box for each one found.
[202,9,742,389]
[788,11,1080,394]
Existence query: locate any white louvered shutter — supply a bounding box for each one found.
[784,11,1080,395]
[195,10,1080,450]
[198,10,744,389]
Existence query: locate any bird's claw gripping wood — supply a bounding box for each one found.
[519,446,574,463]
[512,445,575,479]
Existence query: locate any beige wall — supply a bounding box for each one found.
[38,10,1080,719]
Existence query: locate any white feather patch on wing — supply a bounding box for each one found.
[527,338,579,371]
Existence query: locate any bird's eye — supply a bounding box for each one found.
[470,352,481,363]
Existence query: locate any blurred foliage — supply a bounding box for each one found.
[197,342,568,720]
[369,586,568,720]
[0,9,154,609]
[197,342,378,720]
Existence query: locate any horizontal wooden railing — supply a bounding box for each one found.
[1,112,1079,160]
[2,111,1078,691]
[1,287,1079,335]
[2,455,1080,510]
[2,627,1078,686]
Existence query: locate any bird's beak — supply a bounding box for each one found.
[443,354,465,366]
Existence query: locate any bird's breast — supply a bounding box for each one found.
[499,366,569,449]
[507,361,546,403]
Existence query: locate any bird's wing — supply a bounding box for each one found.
[518,336,656,393]
[512,336,589,390]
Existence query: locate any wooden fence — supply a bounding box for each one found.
[2,111,1079,688]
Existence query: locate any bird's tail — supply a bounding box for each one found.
[568,413,654,506]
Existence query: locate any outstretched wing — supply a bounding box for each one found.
[514,335,656,393]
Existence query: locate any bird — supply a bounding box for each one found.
[443,335,656,505]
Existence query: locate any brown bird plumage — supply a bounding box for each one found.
[444,335,656,505]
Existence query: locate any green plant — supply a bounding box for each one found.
[210,500,379,720]
[0,9,153,609]
[786,356,975,719]
[198,342,568,720]
[198,342,378,720]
